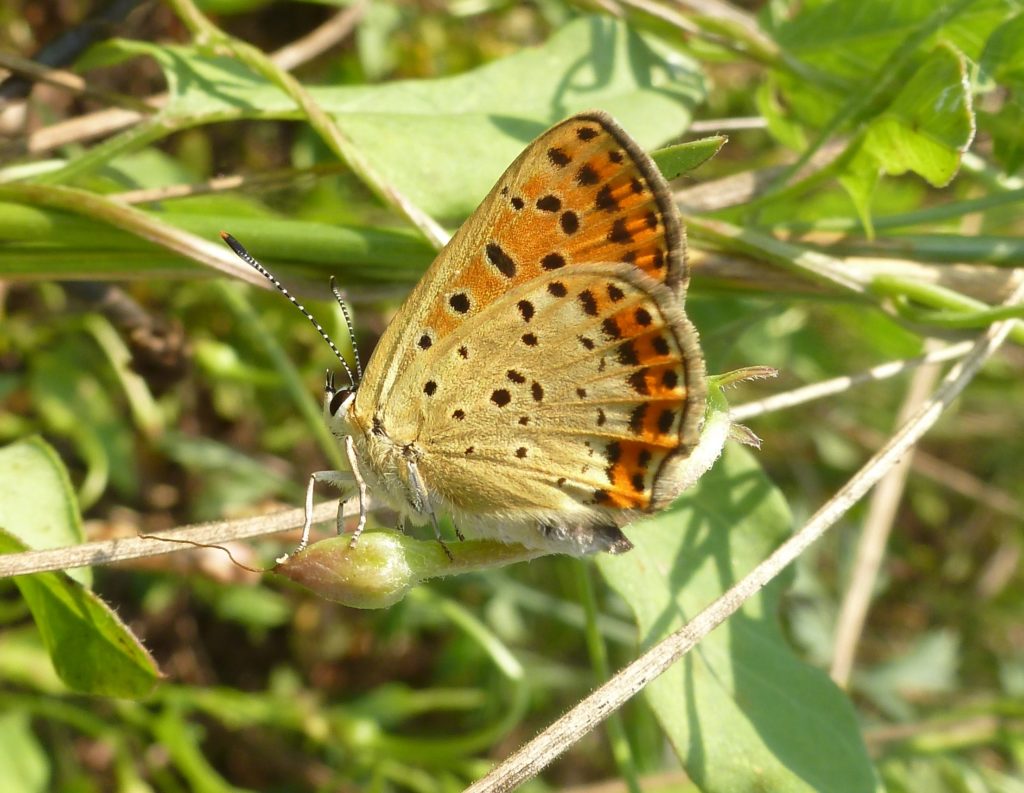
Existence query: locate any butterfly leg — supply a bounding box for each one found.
[343,435,369,549]
[298,469,355,555]
[406,457,454,561]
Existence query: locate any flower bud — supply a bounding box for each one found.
[275,531,545,608]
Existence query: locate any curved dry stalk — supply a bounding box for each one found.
[837,421,1022,518]
[0,500,350,578]
[829,344,943,686]
[111,162,350,204]
[688,117,766,134]
[0,51,158,113]
[13,105,158,156]
[464,278,1024,793]
[9,3,365,156]
[677,141,845,212]
[269,0,367,71]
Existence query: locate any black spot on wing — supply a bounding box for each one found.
[491,389,511,407]
[486,242,516,278]
[576,164,599,186]
[578,290,598,316]
[541,253,565,270]
[548,147,571,167]
[537,195,561,212]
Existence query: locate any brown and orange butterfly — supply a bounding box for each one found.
[225,111,707,557]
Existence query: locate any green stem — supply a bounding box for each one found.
[892,297,1024,328]
[829,234,1024,266]
[0,182,262,285]
[772,187,1024,235]
[871,275,1024,345]
[574,561,642,793]
[688,216,868,296]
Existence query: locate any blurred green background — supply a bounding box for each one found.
[1,1,1023,791]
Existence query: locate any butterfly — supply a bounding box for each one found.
[223,111,706,558]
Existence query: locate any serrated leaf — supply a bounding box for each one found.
[863,44,974,187]
[0,529,161,697]
[598,446,879,793]
[0,436,90,587]
[77,16,706,219]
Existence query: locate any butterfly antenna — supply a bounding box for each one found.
[220,232,357,388]
[329,276,363,384]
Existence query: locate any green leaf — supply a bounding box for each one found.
[597,446,879,793]
[0,711,50,793]
[980,12,1024,84]
[837,140,881,239]
[770,0,1007,83]
[28,337,140,508]
[0,436,89,587]
[0,529,161,697]
[767,1,997,136]
[64,17,706,219]
[0,203,435,284]
[652,136,726,181]
[862,44,974,188]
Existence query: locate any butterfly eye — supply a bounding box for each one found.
[328,387,352,417]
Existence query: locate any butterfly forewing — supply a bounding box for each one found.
[355,112,687,418]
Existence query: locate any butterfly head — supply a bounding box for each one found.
[323,369,357,426]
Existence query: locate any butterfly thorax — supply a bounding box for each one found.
[339,402,437,527]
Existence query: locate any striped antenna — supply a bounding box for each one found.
[329,276,363,382]
[220,232,357,388]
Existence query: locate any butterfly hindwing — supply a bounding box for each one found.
[415,264,704,516]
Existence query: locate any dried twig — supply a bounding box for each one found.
[0,500,348,578]
[8,3,366,156]
[0,51,158,113]
[829,344,943,686]
[730,342,974,422]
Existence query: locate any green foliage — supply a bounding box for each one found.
[0,437,88,586]
[599,448,878,792]
[0,0,1022,790]
[0,438,159,697]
